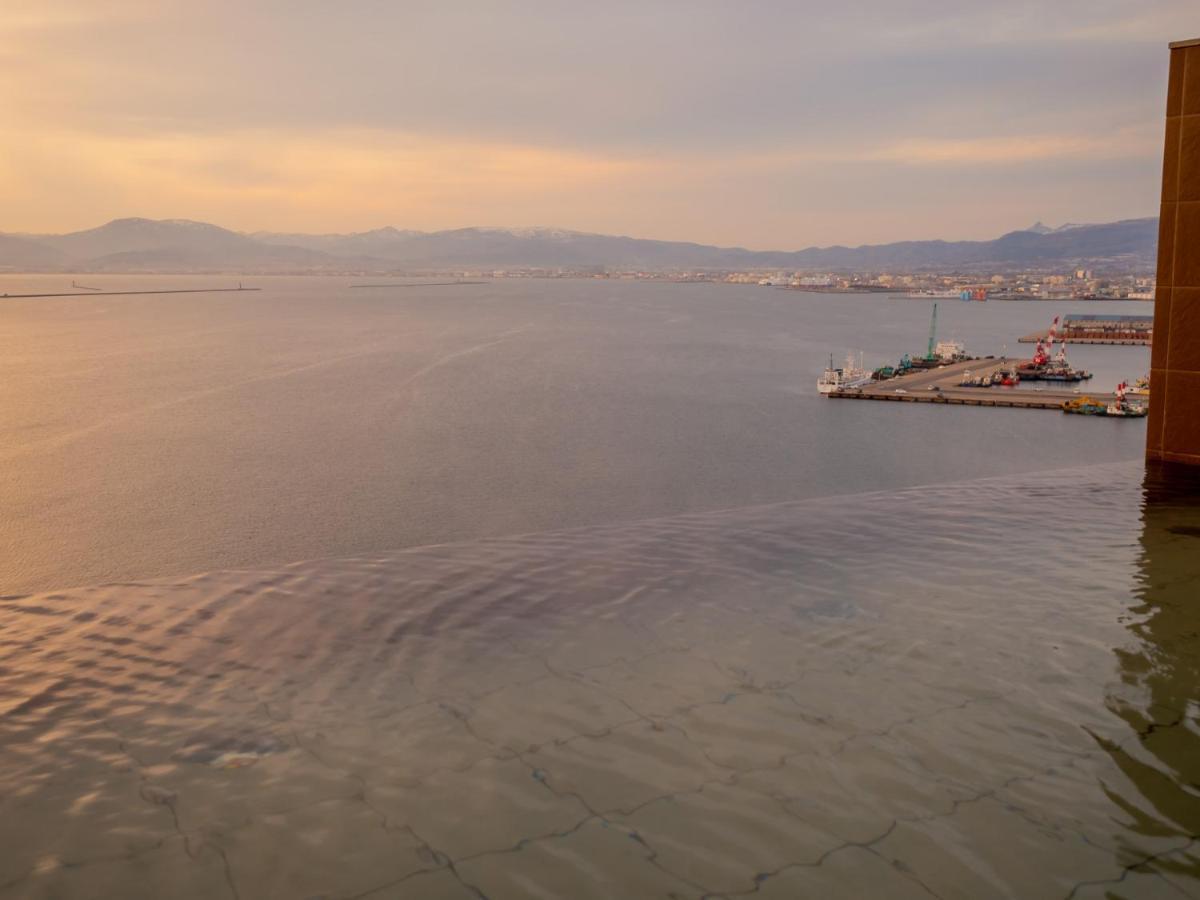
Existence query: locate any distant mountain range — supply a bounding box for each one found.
[1020,221,1092,235]
[0,216,1158,274]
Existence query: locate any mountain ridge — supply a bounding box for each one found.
[0,216,1158,274]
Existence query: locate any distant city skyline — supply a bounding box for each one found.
[0,1,1193,249]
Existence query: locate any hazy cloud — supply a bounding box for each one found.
[0,0,1188,245]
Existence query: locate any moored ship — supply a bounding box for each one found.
[1017,318,1092,382]
[818,352,873,394]
[1018,364,1093,383]
[1062,382,1148,418]
[1062,396,1108,416]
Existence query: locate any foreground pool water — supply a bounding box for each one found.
[1,461,1197,898]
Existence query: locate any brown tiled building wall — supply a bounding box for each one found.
[1149,38,1200,465]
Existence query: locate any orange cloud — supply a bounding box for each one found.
[866,130,1158,166]
[0,128,657,233]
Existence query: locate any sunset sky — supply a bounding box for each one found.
[0,0,1193,248]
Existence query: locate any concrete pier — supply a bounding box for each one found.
[825,358,1118,410]
[1018,331,1150,346]
[0,287,261,299]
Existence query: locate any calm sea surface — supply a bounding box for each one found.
[4,275,1195,899]
[1,275,1151,594]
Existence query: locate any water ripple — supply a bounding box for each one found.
[1,461,1197,898]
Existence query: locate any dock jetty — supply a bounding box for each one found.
[1018,314,1152,346]
[826,358,1118,411]
[1,286,261,299]
[350,281,489,288]
[1018,331,1150,346]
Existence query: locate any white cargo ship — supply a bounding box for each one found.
[818,352,872,394]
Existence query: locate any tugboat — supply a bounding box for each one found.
[1105,381,1149,418]
[1062,382,1148,418]
[818,352,873,394]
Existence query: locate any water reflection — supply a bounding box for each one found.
[1099,463,1200,878]
[4,461,1199,897]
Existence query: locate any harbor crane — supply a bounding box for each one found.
[926,302,939,360]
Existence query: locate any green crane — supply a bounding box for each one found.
[926,302,939,360]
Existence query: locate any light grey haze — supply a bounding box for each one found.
[0,0,1192,246]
